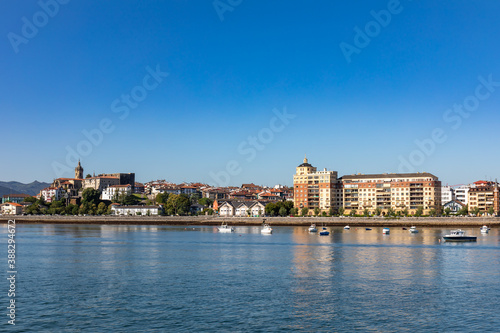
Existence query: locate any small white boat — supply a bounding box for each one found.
[443,229,477,242]
[382,228,390,234]
[480,225,490,234]
[217,222,234,233]
[409,226,419,233]
[261,223,273,234]
[308,224,318,232]
[344,225,350,230]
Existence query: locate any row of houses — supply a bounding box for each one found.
[214,200,271,217]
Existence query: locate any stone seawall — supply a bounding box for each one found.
[1,215,499,227]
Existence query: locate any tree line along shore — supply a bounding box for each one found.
[1,215,499,227]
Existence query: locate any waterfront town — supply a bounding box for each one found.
[1,157,499,218]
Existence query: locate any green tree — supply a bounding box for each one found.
[429,208,436,217]
[166,194,190,215]
[387,207,395,217]
[279,206,287,217]
[349,209,357,217]
[123,194,139,205]
[328,207,334,216]
[82,188,101,206]
[338,207,345,216]
[189,194,200,205]
[26,203,40,215]
[458,205,468,216]
[265,203,277,216]
[471,207,481,216]
[156,193,169,204]
[487,207,495,215]
[402,207,409,217]
[301,207,309,216]
[374,207,382,216]
[444,207,451,216]
[97,202,107,215]
[363,208,369,217]
[85,174,92,178]
[290,207,299,216]
[50,199,65,215]
[314,207,320,216]
[415,206,424,217]
[198,197,213,207]
[321,211,327,217]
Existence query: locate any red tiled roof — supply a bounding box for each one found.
[5,202,22,207]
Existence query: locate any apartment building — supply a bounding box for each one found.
[454,185,469,204]
[441,186,455,204]
[467,181,499,215]
[293,157,342,214]
[341,172,441,215]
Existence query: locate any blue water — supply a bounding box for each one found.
[2,224,500,332]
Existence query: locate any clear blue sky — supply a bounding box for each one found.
[1,1,500,186]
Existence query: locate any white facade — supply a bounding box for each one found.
[101,185,132,201]
[441,186,455,205]
[1,203,23,215]
[219,202,234,217]
[443,200,465,214]
[111,205,160,216]
[218,201,266,217]
[454,185,470,204]
[40,187,65,203]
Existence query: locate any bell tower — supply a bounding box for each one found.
[75,160,84,179]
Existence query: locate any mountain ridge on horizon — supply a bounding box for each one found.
[0,180,50,197]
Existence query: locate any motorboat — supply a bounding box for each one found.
[344,225,350,230]
[308,224,318,232]
[480,225,490,234]
[382,228,390,234]
[365,228,372,231]
[402,227,407,230]
[443,229,477,242]
[319,227,330,236]
[217,222,234,233]
[409,226,419,233]
[261,223,273,234]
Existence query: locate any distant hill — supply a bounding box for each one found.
[0,181,50,196]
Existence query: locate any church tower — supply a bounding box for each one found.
[75,160,84,179]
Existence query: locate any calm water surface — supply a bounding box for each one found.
[2,224,500,332]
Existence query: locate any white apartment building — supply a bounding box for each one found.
[101,184,133,201]
[454,185,470,204]
[441,186,455,204]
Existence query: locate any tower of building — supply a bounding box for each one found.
[75,160,84,179]
[293,156,341,214]
[494,181,499,215]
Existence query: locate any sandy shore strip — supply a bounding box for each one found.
[1,215,499,227]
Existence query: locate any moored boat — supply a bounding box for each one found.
[344,225,350,230]
[319,227,330,236]
[382,228,390,234]
[409,226,419,233]
[443,229,477,242]
[217,222,234,233]
[261,221,273,234]
[308,224,318,232]
[480,225,490,234]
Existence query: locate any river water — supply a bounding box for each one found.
[3,224,500,332]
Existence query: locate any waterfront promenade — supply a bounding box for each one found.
[1,215,499,227]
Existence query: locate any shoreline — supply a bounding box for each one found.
[1,215,499,227]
